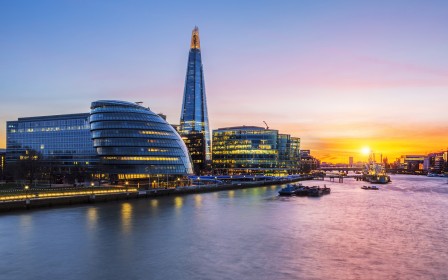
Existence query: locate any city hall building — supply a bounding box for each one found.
[212,126,300,175]
[89,100,193,183]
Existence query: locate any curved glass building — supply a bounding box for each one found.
[90,100,193,182]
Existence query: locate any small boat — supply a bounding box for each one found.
[361,185,379,190]
[308,186,323,197]
[321,186,331,194]
[295,186,309,196]
[278,184,297,196]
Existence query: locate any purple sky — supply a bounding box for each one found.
[1,1,448,162]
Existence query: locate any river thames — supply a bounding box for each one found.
[1,174,447,279]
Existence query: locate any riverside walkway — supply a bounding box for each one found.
[0,175,313,212]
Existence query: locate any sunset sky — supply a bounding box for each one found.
[1,0,447,163]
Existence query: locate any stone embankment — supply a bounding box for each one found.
[0,176,313,212]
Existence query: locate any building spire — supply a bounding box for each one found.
[190,26,200,49]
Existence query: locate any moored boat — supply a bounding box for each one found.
[321,186,331,194]
[278,184,298,196]
[361,185,379,190]
[295,186,309,196]
[308,186,323,197]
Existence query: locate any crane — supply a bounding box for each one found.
[263,121,269,130]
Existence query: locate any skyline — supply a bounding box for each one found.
[1,1,448,163]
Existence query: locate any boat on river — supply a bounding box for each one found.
[279,184,331,197]
[278,184,298,196]
[363,157,391,184]
[295,186,309,196]
[361,185,379,190]
[308,186,323,197]
[321,186,331,194]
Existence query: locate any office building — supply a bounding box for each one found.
[212,126,300,175]
[179,26,211,174]
[299,150,320,172]
[6,113,98,183]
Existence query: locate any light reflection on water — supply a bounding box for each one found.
[121,203,133,234]
[174,196,183,209]
[86,207,98,230]
[150,198,158,209]
[0,175,447,279]
[194,194,202,208]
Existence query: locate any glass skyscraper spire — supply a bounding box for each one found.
[180,27,211,174]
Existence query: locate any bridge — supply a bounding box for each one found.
[318,167,363,172]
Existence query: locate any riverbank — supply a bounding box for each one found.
[0,176,313,212]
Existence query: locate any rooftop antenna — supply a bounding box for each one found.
[263,121,269,130]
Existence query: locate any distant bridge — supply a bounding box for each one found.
[319,167,363,172]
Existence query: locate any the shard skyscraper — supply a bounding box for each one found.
[179,27,211,174]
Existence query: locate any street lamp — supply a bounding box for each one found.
[90,182,94,195]
[24,185,29,200]
[125,181,129,193]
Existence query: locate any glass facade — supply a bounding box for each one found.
[6,114,98,180]
[179,27,211,173]
[90,100,193,180]
[212,126,301,175]
[181,131,206,175]
[278,134,300,172]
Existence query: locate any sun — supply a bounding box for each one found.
[361,147,371,155]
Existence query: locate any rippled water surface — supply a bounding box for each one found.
[1,175,448,279]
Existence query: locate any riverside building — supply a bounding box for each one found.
[90,100,193,186]
[6,101,193,186]
[6,114,98,183]
[212,126,300,175]
[179,26,211,175]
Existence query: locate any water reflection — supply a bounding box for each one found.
[194,195,202,208]
[121,203,133,234]
[174,196,183,209]
[150,199,159,209]
[19,215,32,237]
[86,207,98,230]
[2,175,448,280]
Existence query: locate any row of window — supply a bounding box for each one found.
[93,138,186,148]
[90,121,173,131]
[8,125,90,133]
[213,150,278,155]
[91,130,179,139]
[90,113,165,123]
[96,147,186,156]
[102,156,181,161]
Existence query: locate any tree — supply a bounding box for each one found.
[16,149,43,185]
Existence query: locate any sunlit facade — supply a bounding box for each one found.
[6,114,98,181]
[212,126,301,175]
[90,100,193,182]
[179,26,211,174]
